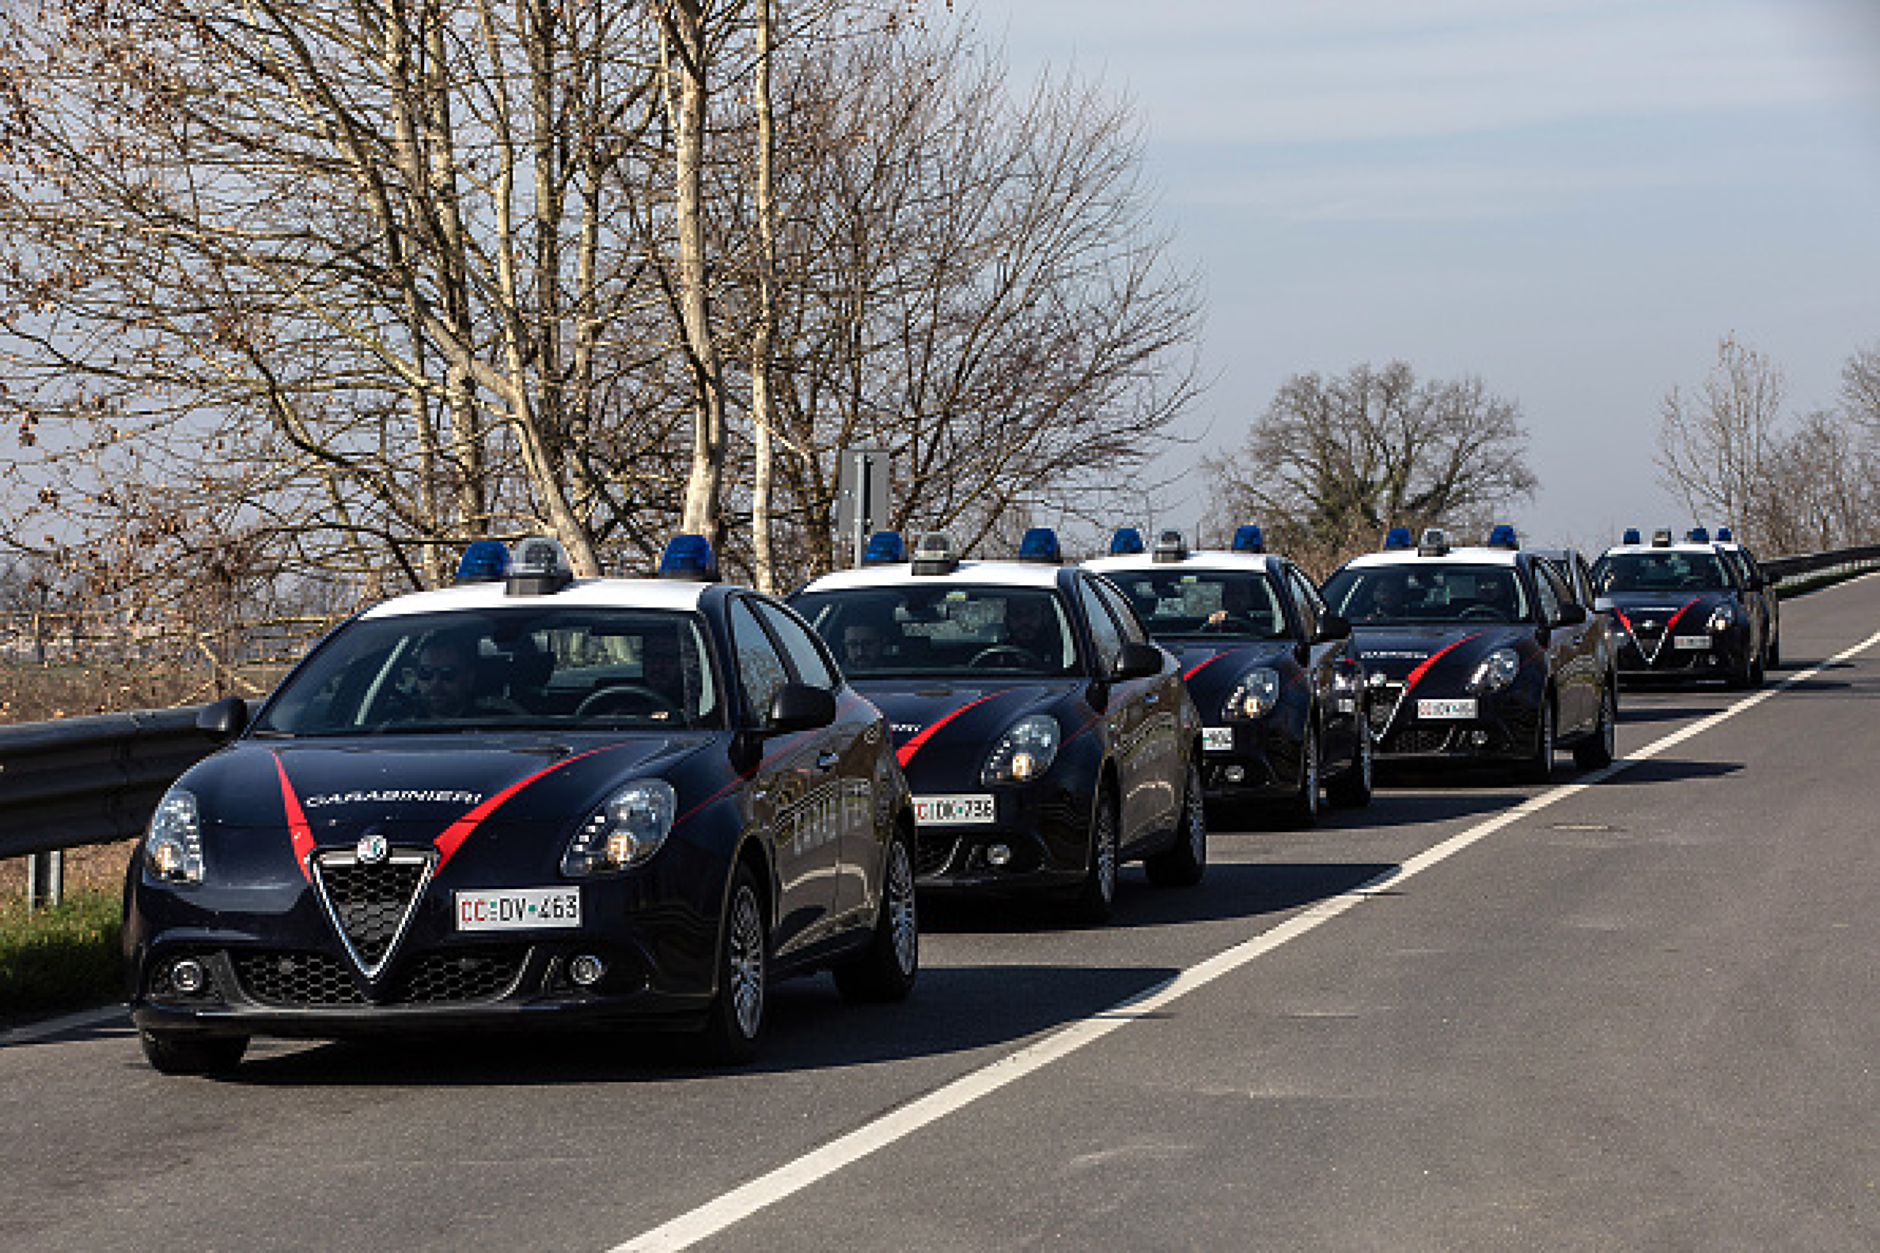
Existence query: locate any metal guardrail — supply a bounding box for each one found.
[1761,545,1880,587]
[0,704,237,863]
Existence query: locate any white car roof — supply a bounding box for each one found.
[361,577,712,620]
[1341,546,1521,571]
[800,560,1068,594]
[1085,551,1277,575]
[1597,543,1722,559]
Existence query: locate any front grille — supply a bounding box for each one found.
[1387,725,1454,754]
[396,949,527,1003]
[313,850,432,974]
[1368,684,1403,736]
[915,832,957,878]
[237,951,366,1006]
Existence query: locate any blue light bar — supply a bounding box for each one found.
[1622,528,1641,545]
[658,534,719,581]
[454,539,511,584]
[1487,524,1518,549]
[1231,525,1265,554]
[1383,527,1413,550]
[1687,527,1710,543]
[1109,527,1145,555]
[1018,527,1062,564]
[1716,526,1734,542]
[863,530,907,564]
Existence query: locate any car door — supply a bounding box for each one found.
[1532,563,1592,735]
[748,596,882,934]
[1091,572,1184,835]
[1076,574,1162,853]
[1286,564,1352,764]
[727,595,838,959]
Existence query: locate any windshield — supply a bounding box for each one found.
[1092,570,1288,642]
[1322,563,1530,625]
[792,585,1079,677]
[254,607,722,736]
[1590,551,1733,595]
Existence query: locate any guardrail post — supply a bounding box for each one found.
[27,849,64,909]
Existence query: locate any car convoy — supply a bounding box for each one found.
[125,521,1777,1073]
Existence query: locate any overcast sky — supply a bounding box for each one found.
[966,0,1880,555]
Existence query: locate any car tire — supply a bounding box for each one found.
[1768,633,1780,670]
[1145,757,1207,887]
[1572,683,1616,770]
[700,863,768,1065]
[1284,718,1321,827]
[1728,648,1764,690]
[1514,695,1555,784]
[1070,787,1120,923]
[139,1029,247,1076]
[833,827,919,1003]
[1325,717,1374,809]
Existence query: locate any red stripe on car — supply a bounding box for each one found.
[1403,632,1483,693]
[896,691,1008,769]
[274,755,315,882]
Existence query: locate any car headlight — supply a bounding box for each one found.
[144,789,204,885]
[1222,668,1280,720]
[1707,605,1738,633]
[982,714,1060,785]
[1470,647,1520,693]
[562,780,677,875]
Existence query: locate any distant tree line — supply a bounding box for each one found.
[1655,335,1880,555]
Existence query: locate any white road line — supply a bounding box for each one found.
[613,627,1880,1253]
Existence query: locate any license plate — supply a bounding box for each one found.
[456,887,582,932]
[1416,698,1477,720]
[1202,727,1235,752]
[1673,635,1710,650]
[913,794,996,825]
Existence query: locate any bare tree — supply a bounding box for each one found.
[1202,361,1536,575]
[1655,334,1785,534]
[1753,409,1878,554]
[1843,342,1880,441]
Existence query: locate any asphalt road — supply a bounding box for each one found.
[5,575,1877,1252]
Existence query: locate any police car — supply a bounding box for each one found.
[789,529,1205,922]
[124,536,918,1074]
[1320,527,1618,780]
[1085,526,1370,825]
[1590,528,1770,687]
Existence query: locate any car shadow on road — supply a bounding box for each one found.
[1609,757,1744,785]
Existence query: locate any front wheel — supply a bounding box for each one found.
[140,1029,247,1076]
[700,864,768,1065]
[1070,788,1120,923]
[1514,696,1555,784]
[1326,717,1374,809]
[1145,758,1207,887]
[833,828,919,1003]
[1284,719,1321,827]
[1573,683,1616,770]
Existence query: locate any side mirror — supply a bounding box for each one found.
[1554,602,1587,627]
[196,696,250,742]
[1313,613,1351,643]
[765,683,836,734]
[1110,641,1164,682]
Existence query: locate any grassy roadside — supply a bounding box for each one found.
[0,889,125,1026]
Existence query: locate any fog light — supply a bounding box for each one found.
[568,954,606,987]
[985,844,1013,868]
[1223,765,1246,783]
[170,958,207,995]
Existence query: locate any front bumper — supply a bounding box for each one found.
[1614,626,1751,678]
[1365,683,1538,762]
[910,779,1089,894]
[1197,718,1303,801]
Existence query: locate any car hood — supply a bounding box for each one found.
[1347,624,1532,685]
[1165,641,1295,697]
[847,678,1080,766]
[181,733,709,848]
[1594,590,1734,628]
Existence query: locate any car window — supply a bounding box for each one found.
[1590,551,1733,594]
[792,584,1078,677]
[1090,576,1150,646]
[1533,566,1563,624]
[729,598,791,723]
[1286,567,1321,637]
[1078,579,1125,672]
[1090,569,1288,641]
[253,607,721,735]
[751,598,837,690]
[1321,563,1530,625]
